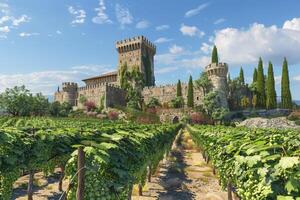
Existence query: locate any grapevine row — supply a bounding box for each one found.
[187,125,300,200]
[0,117,182,199]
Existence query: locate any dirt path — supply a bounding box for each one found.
[132,129,227,200]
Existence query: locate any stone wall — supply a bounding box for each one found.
[76,83,126,109]
[142,83,204,106]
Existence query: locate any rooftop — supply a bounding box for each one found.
[82,71,118,81]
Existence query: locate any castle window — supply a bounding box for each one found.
[197,97,199,100]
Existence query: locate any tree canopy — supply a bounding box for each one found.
[281,57,293,109]
[211,45,219,64]
[187,75,194,108]
[266,61,277,109]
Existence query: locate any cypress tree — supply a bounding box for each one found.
[211,45,219,64]
[253,68,258,83]
[257,57,266,108]
[176,80,182,97]
[281,57,293,109]
[266,61,277,109]
[239,67,245,85]
[187,75,194,107]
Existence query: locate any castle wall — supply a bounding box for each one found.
[142,84,204,107]
[77,83,126,109]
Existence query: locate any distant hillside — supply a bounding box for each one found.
[295,100,300,105]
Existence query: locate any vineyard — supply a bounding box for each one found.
[187,125,300,200]
[0,117,182,200]
[1,117,300,200]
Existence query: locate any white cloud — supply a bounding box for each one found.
[136,20,149,29]
[0,26,10,33]
[214,18,226,25]
[115,4,133,28]
[283,18,300,31]
[205,20,300,65]
[154,37,173,44]
[185,3,209,18]
[19,32,39,37]
[293,75,300,81]
[0,65,113,95]
[180,24,205,37]
[156,25,170,31]
[0,15,10,24]
[68,6,86,25]
[0,3,30,38]
[12,15,30,26]
[92,0,112,24]
[56,30,62,34]
[169,45,184,54]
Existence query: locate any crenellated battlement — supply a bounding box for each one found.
[78,82,122,91]
[205,62,228,77]
[116,35,156,53]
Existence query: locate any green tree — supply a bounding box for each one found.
[239,67,245,85]
[253,68,258,83]
[266,61,277,109]
[281,57,293,109]
[170,97,184,108]
[211,45,218,64]
[146,97,160,108]
[49,101,61,117]
[31,93,49,116]
[176,80,182,97]
[195,72,212,96]
[187,75,194,107]
[124,67,145,110]
[241,96,250,109]
[256,57,266,108]
[0,86,33,116]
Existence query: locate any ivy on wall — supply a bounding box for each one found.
[142,51,153,86]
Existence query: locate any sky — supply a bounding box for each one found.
[0,0,300,100]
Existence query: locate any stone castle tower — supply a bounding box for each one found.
[116,36,156,86]
[55,82,78,106]
[205,46,228,108]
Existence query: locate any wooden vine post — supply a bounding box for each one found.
[148,165,152,182]
[138,183,143,196]
[76,146,85,200]
[59,165,65,192]
[227,180,233,200]
[28,127,35,200]
[27,170,34,200]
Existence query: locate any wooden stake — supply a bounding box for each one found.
[59,165,65,192]
[76,147,85,200]
[228,181,233,200]
[148,165,152,182]
[138,183,143,196]
[27,170,34,200]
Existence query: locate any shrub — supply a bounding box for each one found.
[84,101,96,112]
[107,111,119,120]
[190,112,212,124]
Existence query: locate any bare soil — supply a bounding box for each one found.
[132,130,227,200]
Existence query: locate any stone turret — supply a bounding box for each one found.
[205,62,228,108]
[58,82,78,106]
[116,35,156,86]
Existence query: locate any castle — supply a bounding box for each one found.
[54,36,228,109]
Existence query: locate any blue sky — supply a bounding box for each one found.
[0,0,300,99]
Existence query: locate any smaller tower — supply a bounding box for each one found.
[205,46,229,108]
[61,82,78,106]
